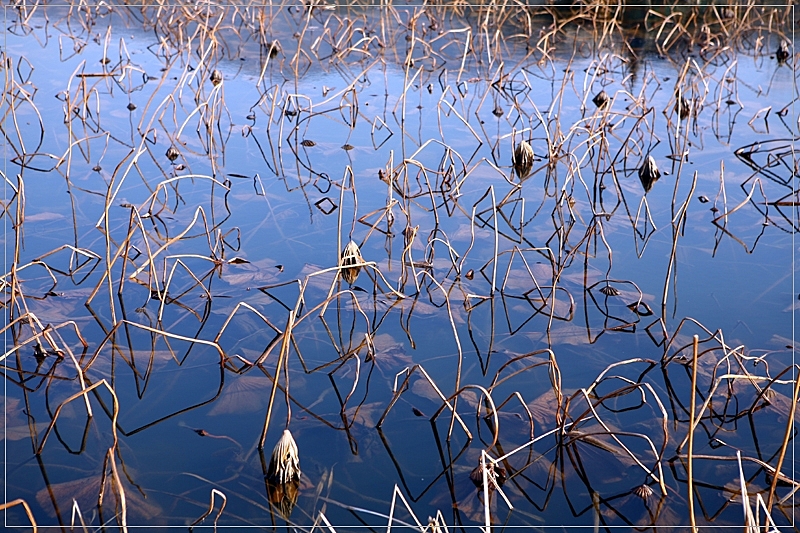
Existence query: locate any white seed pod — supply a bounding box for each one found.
[638,155,661,194]
[267,429,301,485]
[512,140,534,179]
[210,69,223,86]
[632,483,654,501]
[599,285,620,297]
[675,95,691,119]
[340,240,364,284]
[268,40,281,58]
[777,40,790,62]
[592,90,609,108]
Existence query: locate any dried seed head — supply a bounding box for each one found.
[512,141,534,179]
[777,40,790,62]
[469,462,507,491]
[210,69,223,86]
[638,156,661,194]
[675,96,691,119]
[340,241,364,284]
[632,483,654,501]
[492,105,504,117]
[592,90,609,108]
[166,146,180,162]
[426,516,440,533]
[268,40,281,58]
[33,343,47,363]
[267,429,301,485]
[599,285,619,297]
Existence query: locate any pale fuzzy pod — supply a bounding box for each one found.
[268,429,301,485]
[638,155,661,194]
[675,95,691,119]
[592,90,609,108]
[632,483,654,501]
[210,69,223,86]
[512,140,534,179]
[777,40,790,62]
[340,240,363,284]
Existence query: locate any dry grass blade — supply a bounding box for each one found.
[0,499,37,532]
[36,379,120,455]
[688,335,698,532]
[765,368,800,513]
[189,488,227,531]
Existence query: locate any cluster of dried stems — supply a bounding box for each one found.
[1,0,797,531]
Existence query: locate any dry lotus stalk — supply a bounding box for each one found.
[638,156,661,194]
[340,240,363,284]
[267,429,301,485]
[512,140,534,179]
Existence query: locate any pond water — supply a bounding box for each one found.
[2,2,798,532]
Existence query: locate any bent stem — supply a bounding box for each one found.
[688,335,698,532]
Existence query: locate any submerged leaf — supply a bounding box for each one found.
[36,475,161,520]
[209,376,269,416]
